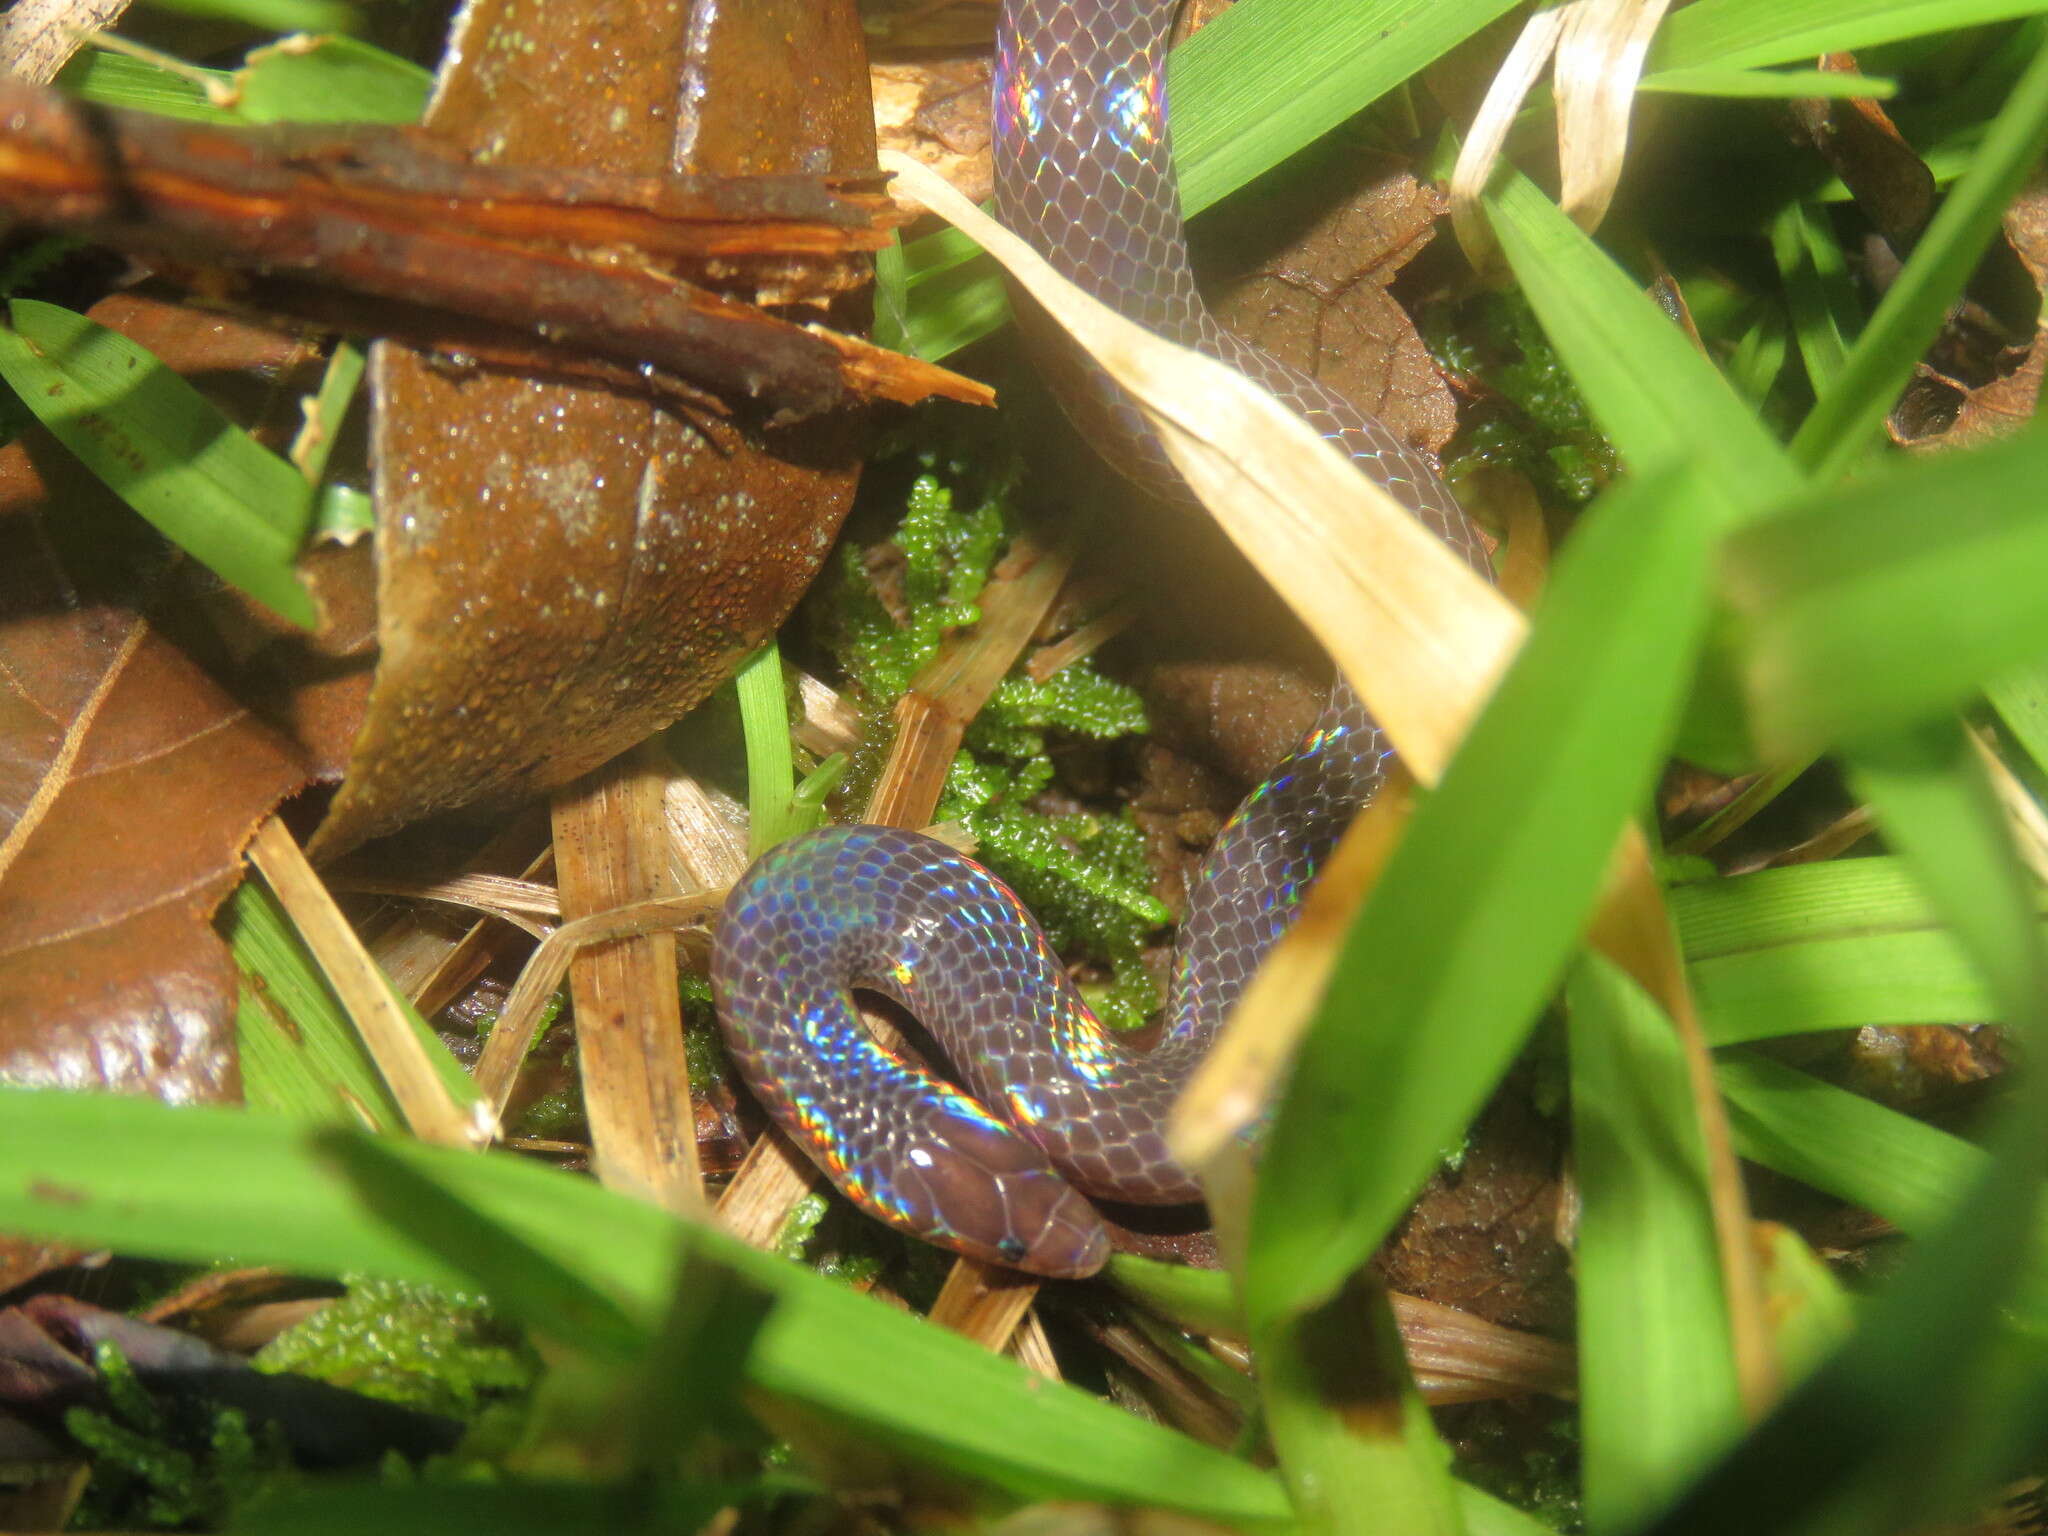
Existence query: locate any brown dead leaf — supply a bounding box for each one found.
[1790,55,1935,255]
[0,388,310,1100]
[1202,150,1458,456]
[1892,176,2048,450]
[314,0,877,856]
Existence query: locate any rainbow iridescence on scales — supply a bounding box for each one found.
[709,0,1492,1277]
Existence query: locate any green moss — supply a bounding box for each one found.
[64,1343,290,1530]
[1423,289,1620,510]
[812,423,1167,1032]
[255,1278,534,1424]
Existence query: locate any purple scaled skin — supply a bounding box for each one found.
[710,0,1491,1278]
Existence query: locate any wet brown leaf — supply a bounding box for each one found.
[1203,152,1458,456]
[873,57,995,210]
[0,312,312,1097]
[1893,177,2048,450]
[1790,55,1935,254]
[316,0,879,856]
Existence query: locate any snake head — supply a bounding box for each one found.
[895,1110,1112,1279]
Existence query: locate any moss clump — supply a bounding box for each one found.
[64,1342,290,1530]
[255,1278,534,1425]
[1423,288,1620,509]
[814,427,1166,1031]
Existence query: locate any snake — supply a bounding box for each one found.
[710,0,1491,1278]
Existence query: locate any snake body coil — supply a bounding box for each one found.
[711,0,1489,1277]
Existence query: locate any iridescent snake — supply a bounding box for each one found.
[710,0,1491,1277]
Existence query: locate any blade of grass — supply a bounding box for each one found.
[1672,857,2048,1042]
[1726,421,2048,756]
[1483,170,1800,518]
[1567,954,1743,1534]
[1653,0,2048,71]
[1171,0,1524,215]
[735,641,798,859]
[1635,67,1897,98]
[225,879,406,1130]
[1790,32,2048,479]
[0,1092,1290,1522]
[0,298,316,626]
[1989,659,2048,780]
[1770,201,1853,399]
[1650,720,2048,1535]
[1252,1276,1461,1536]
[1246,456,1717,1321]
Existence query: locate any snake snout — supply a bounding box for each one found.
[911,1113,1113,1278]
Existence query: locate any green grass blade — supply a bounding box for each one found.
[1567,956,1742,1534]
[0,298,316,626]
[1171,0,1523,215]
[1253,1279,1462,1536]
[1654,0,2048,71]
[55,49,233,121]
[735,641,798,858]
[1717,1052,1978,1237]
[1726,422,2048,754]
[1790,34,2048,479]
[225,881,406,1130]
[1649,722,2048,1534]
[0,1092,1289,1522]
[1248,457,1718,1321]
[1636,67,1896,98]
[1988,659,2048,779]
[318,1132,653,1363]
[231,35,431,124]
[1672,858,2046,1042]
[1483,172,1800,517]
[1771,202,1853,399]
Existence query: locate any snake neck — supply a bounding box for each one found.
[993,0,1206,342]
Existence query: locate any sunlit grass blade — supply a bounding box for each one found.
[1653,0,2048,71]
[319,1131,653,1363]
[1254,1278,1460,1536]
[1483,171,1799,516]
[0,298,316,626]
[1650,722,2048,1535]
[0,1091,1290,1522]
[1635,67,1896,98]
[1672,857,2045,1042]
[225,880,406,1130]
[1171,0,1523,215]
[143,0,360,31]
[1988,659,2048,779]
[1567,955,1741,1534]
[54,48,233,120]
[1790,34,2048,479]
[1726,422,2048,756]
[735,641,799,858]
[1247,457,1718,1321]
[231,34,430,124]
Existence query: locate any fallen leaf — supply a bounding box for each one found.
[1203,150,1458,457]
[0,394,309,1100]
[315,0,881,856]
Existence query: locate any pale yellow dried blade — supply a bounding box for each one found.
[877,151,1524,786]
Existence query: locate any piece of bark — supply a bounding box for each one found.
[0,296,318,1099]
[0,79,981,420]
[314,0,880,857]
